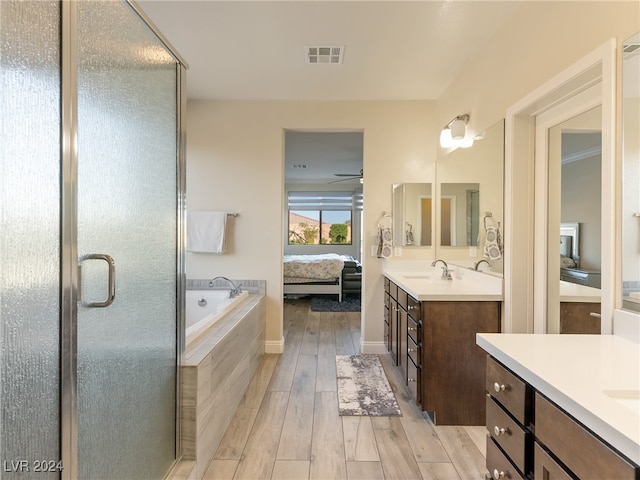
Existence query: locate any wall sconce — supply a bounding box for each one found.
[440,113,474,149]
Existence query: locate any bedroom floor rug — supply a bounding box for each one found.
[310,295,360,312]
[335,354,401,416]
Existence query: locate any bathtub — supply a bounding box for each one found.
[185,289,249,346]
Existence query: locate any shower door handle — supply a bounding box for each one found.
[78,254,116,307]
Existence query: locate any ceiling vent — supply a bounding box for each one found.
[305,46,344,64]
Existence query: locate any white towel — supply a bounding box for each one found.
[483,225,502,260]
[187,211,227,253]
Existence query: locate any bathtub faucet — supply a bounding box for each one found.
[209,276,243,298]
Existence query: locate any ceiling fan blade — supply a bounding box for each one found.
[328,176,358,184]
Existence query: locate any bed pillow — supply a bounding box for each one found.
[560,255,576,268]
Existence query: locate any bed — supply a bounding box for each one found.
[283,253,355,302]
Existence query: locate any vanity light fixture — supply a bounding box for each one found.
[440,114,474,149]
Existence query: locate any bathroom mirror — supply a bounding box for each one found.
[439,183,479,247]
[622,32,640,313]
[392,183,433,247]
[436,120,505,274]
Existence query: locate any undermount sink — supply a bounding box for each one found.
[402,274,434,280]
[602,389,640,414]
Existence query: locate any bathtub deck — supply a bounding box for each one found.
[202,297,487,480]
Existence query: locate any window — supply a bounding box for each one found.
[288,191,360,245]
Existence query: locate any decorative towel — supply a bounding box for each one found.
[483,225,502,260]
[377,226,392,258]
[187,211,227,254]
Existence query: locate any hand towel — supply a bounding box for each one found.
[377,226,392,258]
[187,211,227,254]
[483,225,502,260]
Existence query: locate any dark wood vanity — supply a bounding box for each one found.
[484,356,639,480]
[559,301,601,334]
[384,276,501,425]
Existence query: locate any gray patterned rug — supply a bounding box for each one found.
[336,355,401,416]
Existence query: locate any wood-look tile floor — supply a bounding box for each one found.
[203,298,488,480]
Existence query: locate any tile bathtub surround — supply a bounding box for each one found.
[187,278,265,295]
[180,289,266,480]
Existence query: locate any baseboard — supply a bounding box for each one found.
[265,336,284,354]
[360,340,387,355]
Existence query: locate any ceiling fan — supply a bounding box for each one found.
[328,168,363,184]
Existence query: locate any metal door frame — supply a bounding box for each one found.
[59,2,187,478]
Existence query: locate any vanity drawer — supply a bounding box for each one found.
[407,356,420,403]
[388,280,398,300]
[486,436,524,480]
[407,295,421,320]
[534,442,572,480]
[407,334,420,367]
[397,288,408,310]
[486,396,528,474]
[486,357,528,424]
[407,315,420,344]
[535,393,638,480]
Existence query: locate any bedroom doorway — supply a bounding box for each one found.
[283,130,364,305]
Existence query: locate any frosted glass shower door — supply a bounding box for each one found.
[75,2,178,478]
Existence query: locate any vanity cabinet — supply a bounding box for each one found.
[484,356,640,480]
[559,302,601,334]
[383,277,501,425]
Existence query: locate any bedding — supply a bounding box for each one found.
[283,253,356,302]
[283,253,348,282]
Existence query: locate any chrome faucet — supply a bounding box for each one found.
[431,259,452,280]
[209,276,242,298]
[474,259,491,271]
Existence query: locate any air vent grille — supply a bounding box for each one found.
[623,43,640,58]
[305,45,344,64]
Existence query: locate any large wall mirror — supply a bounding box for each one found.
[622,32,640,313]
[435,120,505,275]
[392,183,433,247]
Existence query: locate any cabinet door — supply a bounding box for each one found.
[390,300,399,365]
[399,307,408,383]
[534,443,572,480]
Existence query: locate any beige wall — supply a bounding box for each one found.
[186,1,639,348]
[186,100,435,351]
[436,2,639,139]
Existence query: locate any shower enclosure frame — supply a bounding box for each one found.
[58,1,188,478]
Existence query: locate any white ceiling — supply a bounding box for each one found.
[136,0,519,182]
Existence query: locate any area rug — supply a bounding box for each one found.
[310,295,361,312]
[335,354,401,416]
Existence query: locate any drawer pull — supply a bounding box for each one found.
[409,304,418,311]
[408,378,416,382]
[408,327,417,331]
[492,469,506,479]
[494,382,506,393]
[408,348,416,352]
[493,425,508,436]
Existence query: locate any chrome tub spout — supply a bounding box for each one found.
[208,276,242,298]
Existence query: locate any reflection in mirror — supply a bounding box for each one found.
[436,120,505,275]
[546,104,602,334]
[622,32,640,313]
[392,183,432,247]
[440,183,479,247]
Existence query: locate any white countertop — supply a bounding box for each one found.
[383,265,503,301]
[559,280,601,302]
[477,333,640,464]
